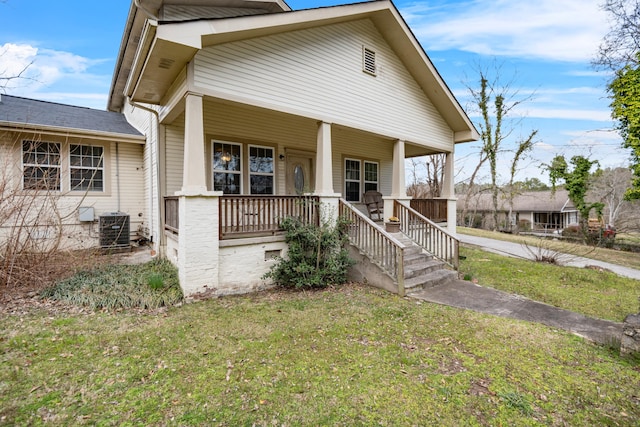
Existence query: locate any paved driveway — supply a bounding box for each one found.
[457,234,640,281]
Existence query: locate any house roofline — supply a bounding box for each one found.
[0,122,146,144]
[111,0,478,140]
[108,0,292,112]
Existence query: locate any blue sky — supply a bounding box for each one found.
[0,0,630,185]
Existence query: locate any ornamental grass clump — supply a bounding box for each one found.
[263,216,354,289]
[41,258,182,310]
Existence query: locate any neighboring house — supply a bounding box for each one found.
[1,0,478,298]
[457,190,579,231]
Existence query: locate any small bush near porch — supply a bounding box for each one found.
[263,216,354,289]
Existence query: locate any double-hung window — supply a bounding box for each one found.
[213,141,242,194]
[22,141,61,190]
[344,158,378,202]
[70,144,104,191]
[364,161,379,192]
[249,145,274,195]
[345,159,361,202]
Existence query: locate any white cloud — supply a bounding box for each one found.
[1,43,95,88]
[563,128,622,144]
[0,42,108,108]
[401,0,609,62]
[534,141,555,151]
[520,107,612,122]
[535,87,604,96]
[566,70,613,78]
[0,43,37,76]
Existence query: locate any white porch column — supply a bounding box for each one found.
[384,139,411,220]
[315,121,335,196]
[441,151,457,235]
[182,93,207,193]
[175,92,222,299]
[176,191,222,299]
[391,139,407,198]
[314,121,341,224]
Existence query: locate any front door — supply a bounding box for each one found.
[285,150,315,195]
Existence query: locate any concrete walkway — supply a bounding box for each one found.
[410,281,622,345]
[410,234,640,345]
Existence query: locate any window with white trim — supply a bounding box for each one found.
[70,144,104,191]
[22,141,61,190]
[345,158,379,202]
[249,145,274,195]
[364,161,379,193]
[213,141,242,194]
[345,158,361,202]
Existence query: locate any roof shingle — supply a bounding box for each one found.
[0,94,142,137]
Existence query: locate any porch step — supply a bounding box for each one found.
[398,234,457,293]
[404,258,446,279]
[349,228,456,294]
[404,269,458,294]
[404,251,434,266]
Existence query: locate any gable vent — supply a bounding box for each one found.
[363,47,376,76]
[158,58,175,70]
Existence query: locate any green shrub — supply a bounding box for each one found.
[147,273,164,290]
[41,258,182,310]
[263,216,354,289]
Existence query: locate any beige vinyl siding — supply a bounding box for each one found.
[202,100,317,149]
[79,141,146,238]
[161,5,267,21]
[0,133,19,190]
[0,131,145,246]
[194,19,453,151]
[331,129,394,197]
[202,100,317,195]
[57,141,144,236]
[124,104,160,241]
[166,99,400,197]
[165,121,185,195]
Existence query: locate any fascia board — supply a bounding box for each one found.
[0,122,146,144]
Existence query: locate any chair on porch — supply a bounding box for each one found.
[363,190,384,221]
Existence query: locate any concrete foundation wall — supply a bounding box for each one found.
[346,244,398,294]
[218,237,287,295]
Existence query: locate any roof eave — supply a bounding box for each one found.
[124,0,477,139]
[0,122,146,144]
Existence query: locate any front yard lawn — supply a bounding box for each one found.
[2,281,640,425]
[459,246,640,322]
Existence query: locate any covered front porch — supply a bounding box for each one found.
[158,94,459,297]
[163,194,458,297]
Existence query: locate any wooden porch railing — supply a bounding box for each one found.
[394,200,459,270]
[339,199,406,296]
[220,195,320,239]
[409,198,447,223]
[164,196,179,234]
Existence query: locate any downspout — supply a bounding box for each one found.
[116,142,121,211]
[128,98,162,249]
